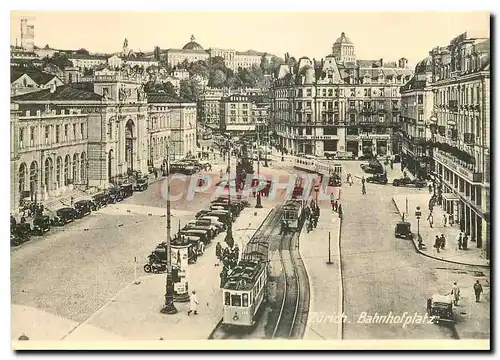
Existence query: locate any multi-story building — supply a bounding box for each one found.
[271,32,413,157]
[198,88,228,129]
[11,66,64,96]
[11,74,150,211]
[252,96,270,134]
[429,33,490,257]
[399,57,435,177]
[147,93,197,159]
[220,94,255,133]
[165,35,273,71]
[146,101,172,169]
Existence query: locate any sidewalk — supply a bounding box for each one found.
[299,188,342,340]
[392,193,489,267]
[12,206,273,341]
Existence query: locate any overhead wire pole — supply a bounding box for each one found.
[255,129,263,208]
[160,140,178,314]
[224,135,234,248]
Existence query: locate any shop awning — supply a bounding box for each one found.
[442,192,460,201]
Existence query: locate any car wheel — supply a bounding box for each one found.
[144,264,152,273]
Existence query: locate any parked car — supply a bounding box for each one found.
[360,160,384,174]
[366,173,388,185]
[394,221,412,239]
[74,200,92,218]
[392,177,426,188]
[32,215,51,235]
[121,183,134,198]
[134,176,149,191]
[53,207,78,226]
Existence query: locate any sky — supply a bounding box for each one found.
[10,11,490,68]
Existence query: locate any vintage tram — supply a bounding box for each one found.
[282,199,305,230]
[221,259,267,327]
[294,156,343,187]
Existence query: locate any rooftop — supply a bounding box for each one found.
[11,83,103,102]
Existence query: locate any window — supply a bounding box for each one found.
[306,128,312,135]
[350,88,356,97]
[56,125,60,143]
[379,88,384,97]
[19,128,24,147]
[364,89,369,96]
[108,121,113,139]
[349,101,355,109]
[349,114,356,123]
[324,127,337,135]
[328,89,333,96]
[224,292,230,305]
[298,89,303,97]
[242,293,248,307]
[242,110,248,115]
[418,128,424,138]
[230,117,236,122]
[243,117,248,122]
[64,124,68,141]
[334,89,338,97]
[80,123,85,139]
[418,95,423,104]
[339,89,344,96]
[306,114,312,122]
[379,116,385,123]
[45,126,50,144]
[322,89,326,97]
[231,294,242,307]
[418,112,424,121]
[230,104,236,109]
[73,124,77,140]
[29,126,35,146]
[231,110,236,116]
[242,104,248,109]
[306,101,312,108]
[306,88,312,96]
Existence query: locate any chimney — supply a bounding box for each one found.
[380,58,384,67]
[50,82,57,93]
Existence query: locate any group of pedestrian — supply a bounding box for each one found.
[449,281,483,305]
[433,234,447,253]
[305,201,320,233]
[443,213,455,227]
[330,196,343,219]
[346,173,353,186]
[216,242,240,287]
[457,232,469,250]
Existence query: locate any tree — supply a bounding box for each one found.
[76,48,89,55]
[43,53,73,70]
[260,53,270,74]
[179,79,202,102]
[188,60,209,78]
[163,81,178,98]
[269,56,284,75]
[208,69,226,88]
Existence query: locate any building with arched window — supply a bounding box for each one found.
[271,32,413,157]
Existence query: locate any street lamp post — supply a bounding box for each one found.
[415,206,422,245]
[160,142,178,315]
[224,136,234,248]
[255,130,263,208]
[264,125,269,167]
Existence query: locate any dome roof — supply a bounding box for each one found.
[182,35,203,51]
[334,32,353,45]
[415,56,432,74]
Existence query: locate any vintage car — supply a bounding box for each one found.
[121,183,134,198]
[185,219,218,237]
[210,202,242,216]
[92,192,109,209]
[12,221,32,244]
[195,209,212,219]
[427,294,454,324]
[74,200,92,218]
[133,177,149,191]
[392,177,427,188]
[366,173,388,185]
[180,229,210,245]
[32,215,51,235]
[360,161,384,174]
[199,216,226,232]
[108,185,124,203]
[358,153,375,161]
[170,162,197,175]
[394,221,412,239]
[53,207,78,226]
[215,195,250,208]
[207,210,233,224]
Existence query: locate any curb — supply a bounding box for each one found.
[391,198,489,269]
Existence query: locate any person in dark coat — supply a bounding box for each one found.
[473,280,483,302]
[215,242,222,266]
[462,233,469,250]
[434,235,441,253]
[338,204,343,219]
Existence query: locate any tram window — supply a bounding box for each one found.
[231,294,242,307]
[242,293,249,307]
[224,292,230,305]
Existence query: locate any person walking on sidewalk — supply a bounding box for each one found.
[215,242,222,267]
[462,233,469,250]
[440,234,446,249]
[434,236,441,253]
[443,214,447,227]
[427,212,434,228]
[473,280,483,302]
[338,204,343,219]
[457,233,463,250]
[362,184,366,195]
[187,291,199,316]
[451,282,460,306]
[448,213,454,226]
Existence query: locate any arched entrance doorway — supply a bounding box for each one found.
[80,152,86,184]
[64,155,71,186]
[72,153,79,183]
[108,149,114,183]
[56,157,62,189]
[29,161,38,201]
[125,120,135,172]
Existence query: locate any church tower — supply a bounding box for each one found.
[122,38,129,57]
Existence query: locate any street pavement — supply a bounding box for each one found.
[392,193,488,267]
[337,160,490,340]
[300,189,342,340]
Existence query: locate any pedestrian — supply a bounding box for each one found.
[70,196,74,206]
[457,233,463,250]
[390,160,393,170]
[233,245,239,263]
[428,184,432,194]
[473,280,483,302]
[440,234,446,249]
[449,213,454,226]
[427,213,434,228]
[451,282,460,306]
[187,290,199,316]
[215,242,222,266]
[362,184,366,195]
[462,233,469,250]
[434,235,441,253]
[443,214,447,227]
[338,204,343,219]
[219,169,223,180]
[361,176,366,186]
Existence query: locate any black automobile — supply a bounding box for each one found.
[395,221,412,239]
[121,183,134,198]
[179,229,209,245]
[195,209,212,219]
[133,177,149,191]
[74,200,92,218]
[53,207,78,226]
[366,173,388,185]
[12,221,32,245]
[358,153,375,161]
[360,160,384,174]
[32,215,51,235]
[392,177,426,188]
[210,202,242,216]
[92,193,109,209]
[109,185,124,203]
